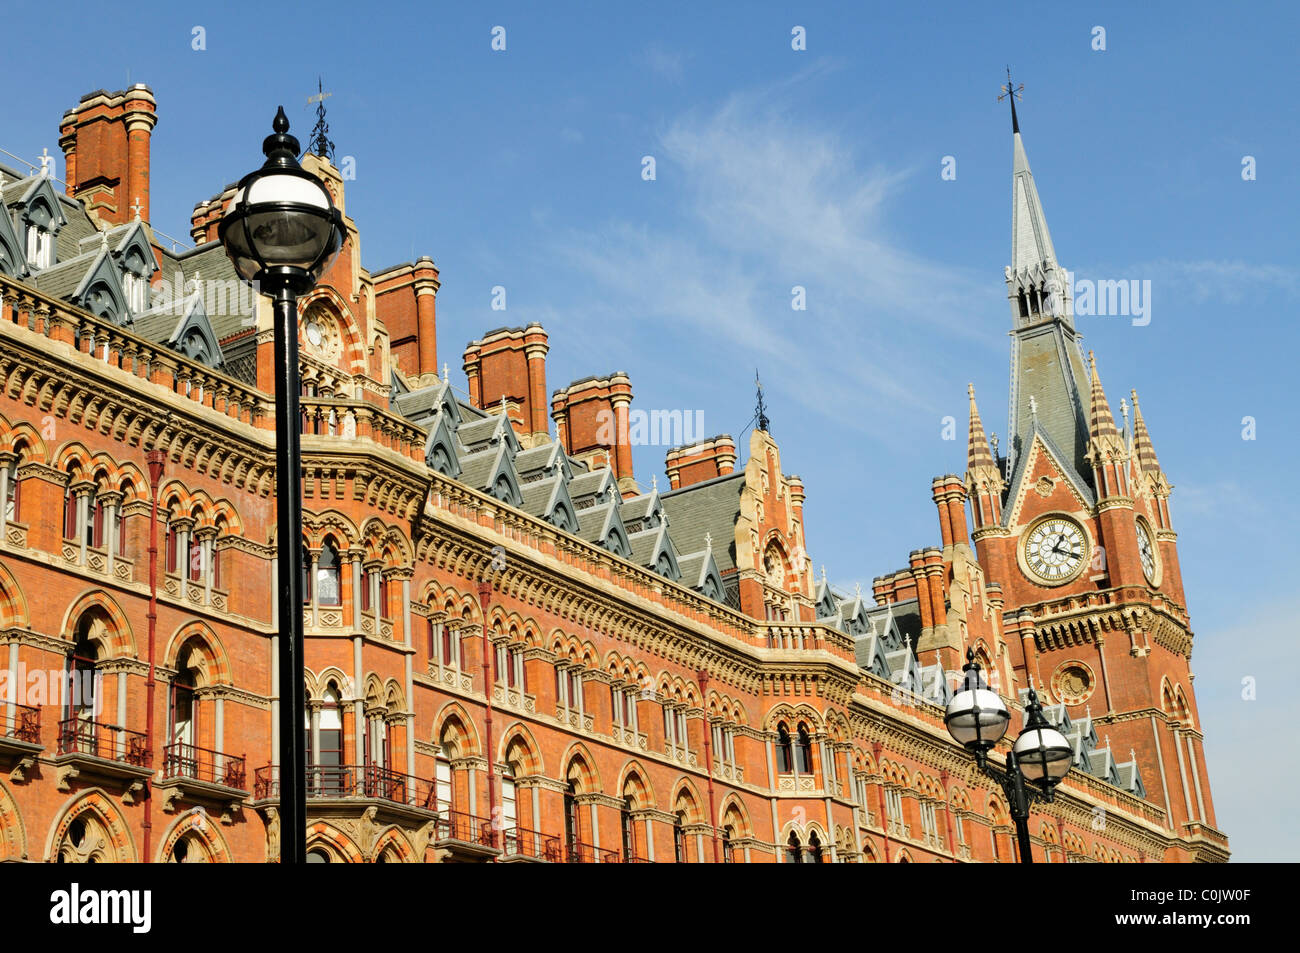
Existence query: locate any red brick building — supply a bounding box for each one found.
[0,85,1227,862]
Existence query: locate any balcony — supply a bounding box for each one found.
[52,717,152,801]
[434,810,501,861]
[0,703,42,781]
[252,764,439,827]
[499,825,562,863]
[564,839,620,864]
[155,743,248,822]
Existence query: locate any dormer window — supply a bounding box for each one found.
[26,226,52,269]
[123,271,149,313]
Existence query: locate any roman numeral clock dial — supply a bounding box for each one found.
[1022,516,1088,584]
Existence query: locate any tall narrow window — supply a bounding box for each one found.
[673,811,687,863]
[187,536,202,582]
[621,796,635,861]
[435,758,453,815]
[63,489,78,540]
[796,723,814,774]
[4,459,18,521]
[776,723,793,773]
[301,543,312,604]
[722,825,734,863]
[67,627,98,724]
[316,542,341,606]
[564,781,580,849]
[318,688,343,795]
[89,494,104,547]
[501,763,518,852]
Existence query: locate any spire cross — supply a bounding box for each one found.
[999,66,1024,134]
[130,196,143,219]
[704,531,712,551]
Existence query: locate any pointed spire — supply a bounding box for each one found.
[1009,83,1058,279]
[1087,351,1119,442]
[966,383,996,472]
[1130,390,1163,474]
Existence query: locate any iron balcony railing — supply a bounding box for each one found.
[253,764,437,809]
[162,742,247,790]
[435,810,497,849]
[500,825,563,861]
[564,839,620,864]
[3,703,40,745]
[57,717,149,766]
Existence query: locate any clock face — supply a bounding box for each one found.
[1136,519,1159,585]
[1023,516,1088,584]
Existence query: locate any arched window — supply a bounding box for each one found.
[168,649,199,776]
[316,541,341,606]
[301,541,312,604]
[63,486,78,540]
[4,455,19,521]
[66,624,99,724]
[501,760,519,852]
[673,811,687,863]
[785,831,802,863]
[621,796,635,861]
[563,779,581,852]
[165,521,179,573]
[796,722,814,774]
[314,686,344,795]
[807,831,823,863]
[722,825,734,863]
[776,722,793,773]
[306,848,331,864]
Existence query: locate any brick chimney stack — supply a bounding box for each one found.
[375,257,441,385]
[59,85,157,226]
[551,372,637,496]
[664,435,737,490]
[462,324,550,447]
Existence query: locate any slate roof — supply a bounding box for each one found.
[659,472,745,574]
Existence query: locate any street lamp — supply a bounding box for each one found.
[219,107,344,864]
[944,649,1072,863]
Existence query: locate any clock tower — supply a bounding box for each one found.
[963,94,1223,860]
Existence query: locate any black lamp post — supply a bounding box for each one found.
[219,107,344,864]
[944,649,1072,863]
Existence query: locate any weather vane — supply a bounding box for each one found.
[998,66,1024,133]
[755,369,770,432]
[307,77,336,162]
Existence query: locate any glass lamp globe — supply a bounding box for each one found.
[944,651,1010,752]
[218,107,344,293]
[1014,689,1073,785]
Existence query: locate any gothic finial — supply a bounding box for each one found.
[307,77,336,162]
[990,432,999,458]
[820,565,827,586]
[442,362,449,382]
[1029,395,1038,420]
[755,369,769,432]
[704,531,712,552]
[854,581,862,600]
[998,67,1023,134]
[651,474,658,492]
[131,196,142,220]
[100,229,109,251]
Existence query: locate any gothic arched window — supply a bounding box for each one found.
[796,722,814,774]
[316,540,341,606]
[776,722,793,774]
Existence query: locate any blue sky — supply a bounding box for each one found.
[6,1,1295,861]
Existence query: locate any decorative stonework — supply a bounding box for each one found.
[1051,660,1096,706]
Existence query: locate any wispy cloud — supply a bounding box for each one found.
[1133,259,1300,304]
[638,44,687,84]
[547,82,992,436]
